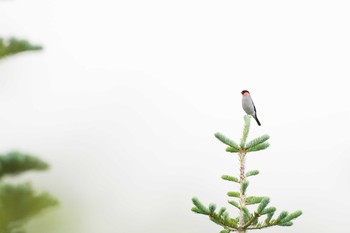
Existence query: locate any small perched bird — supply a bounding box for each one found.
[241,90,261,126]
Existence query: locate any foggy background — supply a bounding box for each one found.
[1,0,350,232]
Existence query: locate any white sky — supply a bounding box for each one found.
[1,0,350,233]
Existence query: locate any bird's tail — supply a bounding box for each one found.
[254,115,261,126]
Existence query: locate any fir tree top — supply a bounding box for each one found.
[191,115,302,233]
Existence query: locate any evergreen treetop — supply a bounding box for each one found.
[191,115,302,233]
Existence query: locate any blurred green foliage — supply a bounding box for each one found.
[0,152,58,233]
[0,152,49,178]
[0,183,58,233]
[0,38,42,60]
[1,6,56,232]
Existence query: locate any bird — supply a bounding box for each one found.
[241,90,261,126]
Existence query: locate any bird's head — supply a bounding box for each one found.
[241,90,250,96]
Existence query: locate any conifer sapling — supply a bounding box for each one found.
[191,115,302,233]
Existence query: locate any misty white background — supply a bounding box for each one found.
[1,0,350,232]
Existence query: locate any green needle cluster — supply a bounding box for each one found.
[0,38,42,60]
